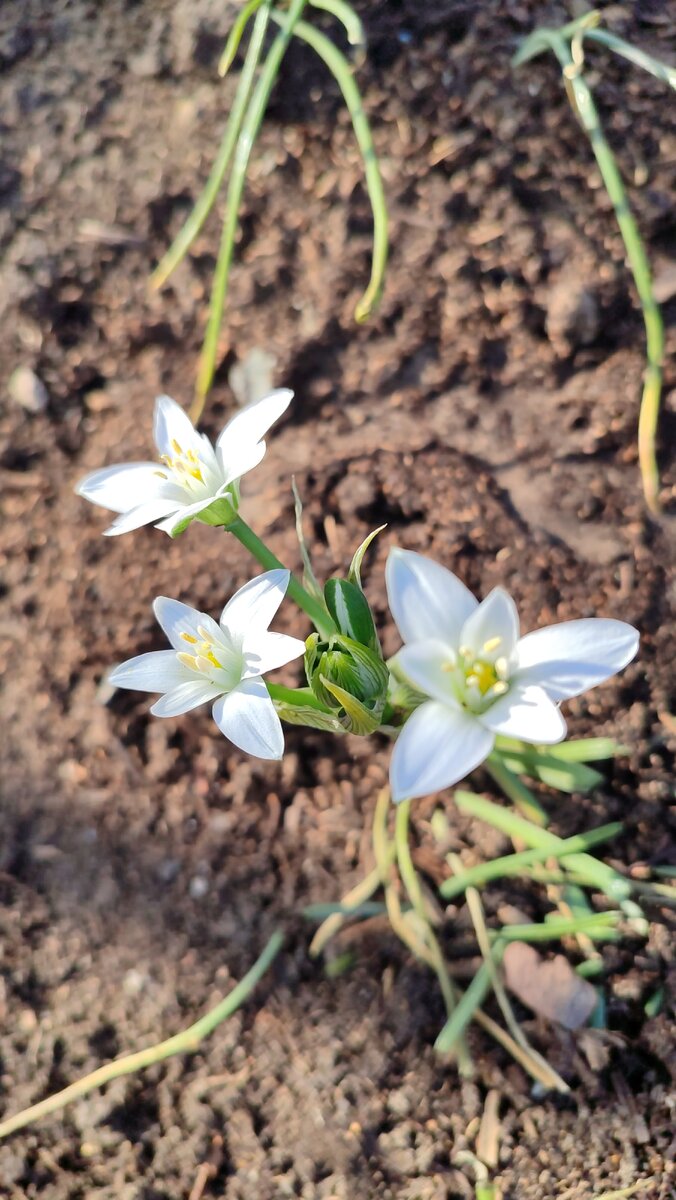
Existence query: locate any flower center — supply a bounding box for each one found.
[453,637,510,713]
[176,625,242,689]
[154,439,208,495]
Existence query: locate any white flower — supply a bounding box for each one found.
[76,389,293,536]
[386,548,639,802]
[108,569,304,760]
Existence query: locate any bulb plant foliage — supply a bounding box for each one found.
[80,389,638,804]
[4,386,668,1147]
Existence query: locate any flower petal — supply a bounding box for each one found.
[212,676,284,760]
[394,639,461,707]
[459,587,520,660]
[478,683,567,744]
[103,499,181,536]
[385,548,478,646]
[389,700,494,802]
[217,388,293,459]
[153,394,206,459]
[153,596,221,651]
[76,463,177,513]
[515,619,639,701]
[150,680,221,717]
[108,650,193,692]
[242,631,306,677]
[218,438,267,488]
[220,569,290,636]
[153,496,221,536]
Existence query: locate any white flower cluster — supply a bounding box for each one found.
[78,392,639,793]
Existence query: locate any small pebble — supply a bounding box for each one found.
[8,365,48,413]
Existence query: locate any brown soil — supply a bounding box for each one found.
[1,1,675,1197]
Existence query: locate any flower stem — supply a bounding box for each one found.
[150,1,272,293]
[268,11,388,322]
[194,0,309,417]
[227,515,335,638]
[0,931,284,1142]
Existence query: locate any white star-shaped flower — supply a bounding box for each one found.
[386,548,639,802]
[108,569,304,760]
[76,389,292,536]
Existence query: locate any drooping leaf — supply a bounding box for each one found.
[348,524,386,590]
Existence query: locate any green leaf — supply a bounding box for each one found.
[291,477,326,606]
[320,675,385,735]
[272,699,346,734]
[324,578,378,649]
[348,524,386,590]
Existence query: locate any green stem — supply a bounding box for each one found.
[218,0,266,77]
[227,515,335,638]
[151,2,272,293]
[395,799,473,1075]
[486,755,548,825]
[515,26,664,512]
[270,12,388,321]
[195,0,309,417]
[0,931,284,1142]
[440,821,622,899]
[266,682,330,711]
[454,790,631,901]
[309,0,365,53]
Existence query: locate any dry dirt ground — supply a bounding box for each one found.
[0,1,675,1197]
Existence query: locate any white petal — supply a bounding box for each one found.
[394,640,461,707]
[242,631,306,677]
[459,587,520,659]
[153,394,205,458]
[76,462,176,513]
[516,619,639,701]
[478,683,567,744]
[153,596,221,651]
[212,677,284,760]
[217,388,293,459]
[108,650,193,692]
[218,438,267,487]
[385,548,478,646]
[389,701,494,802]
[103,499,181,536]
[153,496,220,536]
[220,570,290,636]
[150,680,221,717]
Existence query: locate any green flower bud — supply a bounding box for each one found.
[305,632,389,735]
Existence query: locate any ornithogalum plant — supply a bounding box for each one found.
[2,384,668,1148]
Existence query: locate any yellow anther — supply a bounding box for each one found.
[177,651,199,670]
[171,438,182,456]
[180,632,198,644]
[482,636,502,654]
[495,656,509,680]
[196,625,213,643]
[490,681,509,697]
[153,469,168,479]
[186,449,198,463]
[196,652,220,673]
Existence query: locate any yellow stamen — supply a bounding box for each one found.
[483,636,502,654]
[180,633,198,644]
[171,438,182,455]
[495,656,509,680]
[153,470,168,478]
[177,652,199,670]
[490,681,509,697]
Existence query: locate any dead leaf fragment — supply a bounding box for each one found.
[502,942,598,1030]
